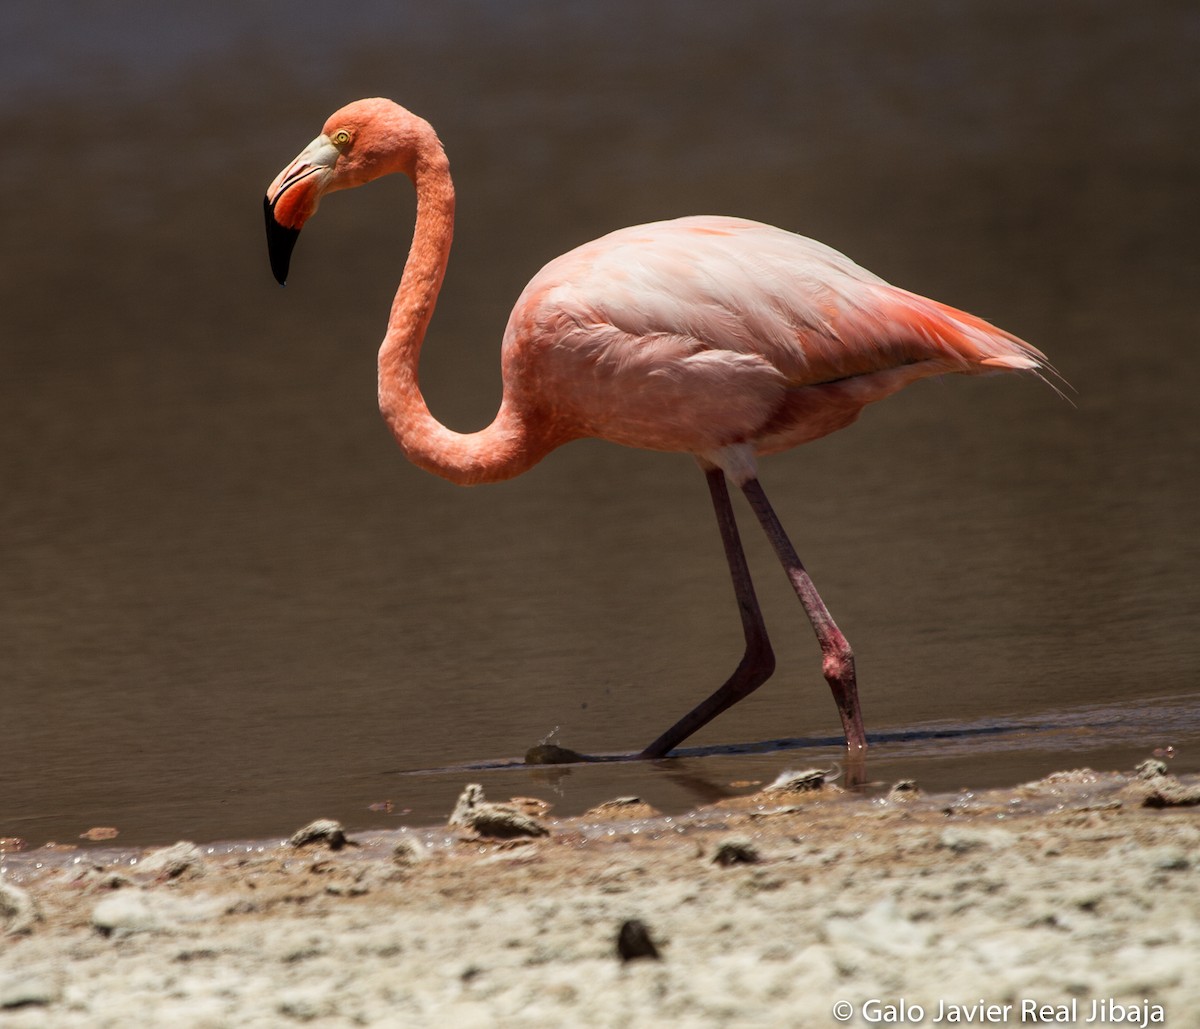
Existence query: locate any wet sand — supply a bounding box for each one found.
[2,763,1198,1027]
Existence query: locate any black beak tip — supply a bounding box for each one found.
[264,195,300,286]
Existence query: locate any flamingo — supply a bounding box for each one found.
[264,97,1052,760]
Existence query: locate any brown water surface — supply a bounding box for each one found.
[2,1,1198,846]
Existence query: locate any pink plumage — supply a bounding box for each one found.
[503,215,1047,465]
[265,97,1053,762]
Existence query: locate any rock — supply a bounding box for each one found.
[584,796,660,821]
[138,841,206,880]
[1135,759,1169,779]
[616,918,660,962]
[0,879,40,935]
[1136,777,1200,808]
[449,784,549,839]
[712,837,761,866]
[92,891,165,937]
[0,968,61,1009]
[524,743,594,764]
[763,768,831,794]
[79,826,120,842]
[288,819,350,850]
[392,837,426,866]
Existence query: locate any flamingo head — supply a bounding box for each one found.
[264,98,431,285]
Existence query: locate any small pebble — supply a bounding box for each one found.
[616,918,660,962]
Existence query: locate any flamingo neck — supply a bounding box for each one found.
[377,131,549,486]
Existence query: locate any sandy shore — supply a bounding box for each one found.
[1,763,1198,1028]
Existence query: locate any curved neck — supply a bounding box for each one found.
[377,129,552,486]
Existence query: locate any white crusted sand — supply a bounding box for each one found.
[1,768,1197,1027]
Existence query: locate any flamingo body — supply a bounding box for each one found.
[264,98,1052,759]
[501,215,1042,469]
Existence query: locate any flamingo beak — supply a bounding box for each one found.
[264,133,340,285]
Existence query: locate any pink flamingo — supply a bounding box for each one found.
[264,98,1051,759]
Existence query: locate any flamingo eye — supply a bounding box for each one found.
[331,129,352,148]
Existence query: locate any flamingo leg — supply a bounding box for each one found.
[740,477,868,753]
[639,467,776,758]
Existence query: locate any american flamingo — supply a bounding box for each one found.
[264,97,1051,759]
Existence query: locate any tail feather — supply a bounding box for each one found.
[979,353,1039,371]
[882,290,1070,400]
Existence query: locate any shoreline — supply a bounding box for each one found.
[2,765,1198,1026]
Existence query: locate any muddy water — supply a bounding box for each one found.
[2,1,1197,846]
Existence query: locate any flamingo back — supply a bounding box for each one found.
[499,216,1045,458]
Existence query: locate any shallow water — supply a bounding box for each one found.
[2,1,1197,847]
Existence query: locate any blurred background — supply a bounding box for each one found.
[2,0,1197,847]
